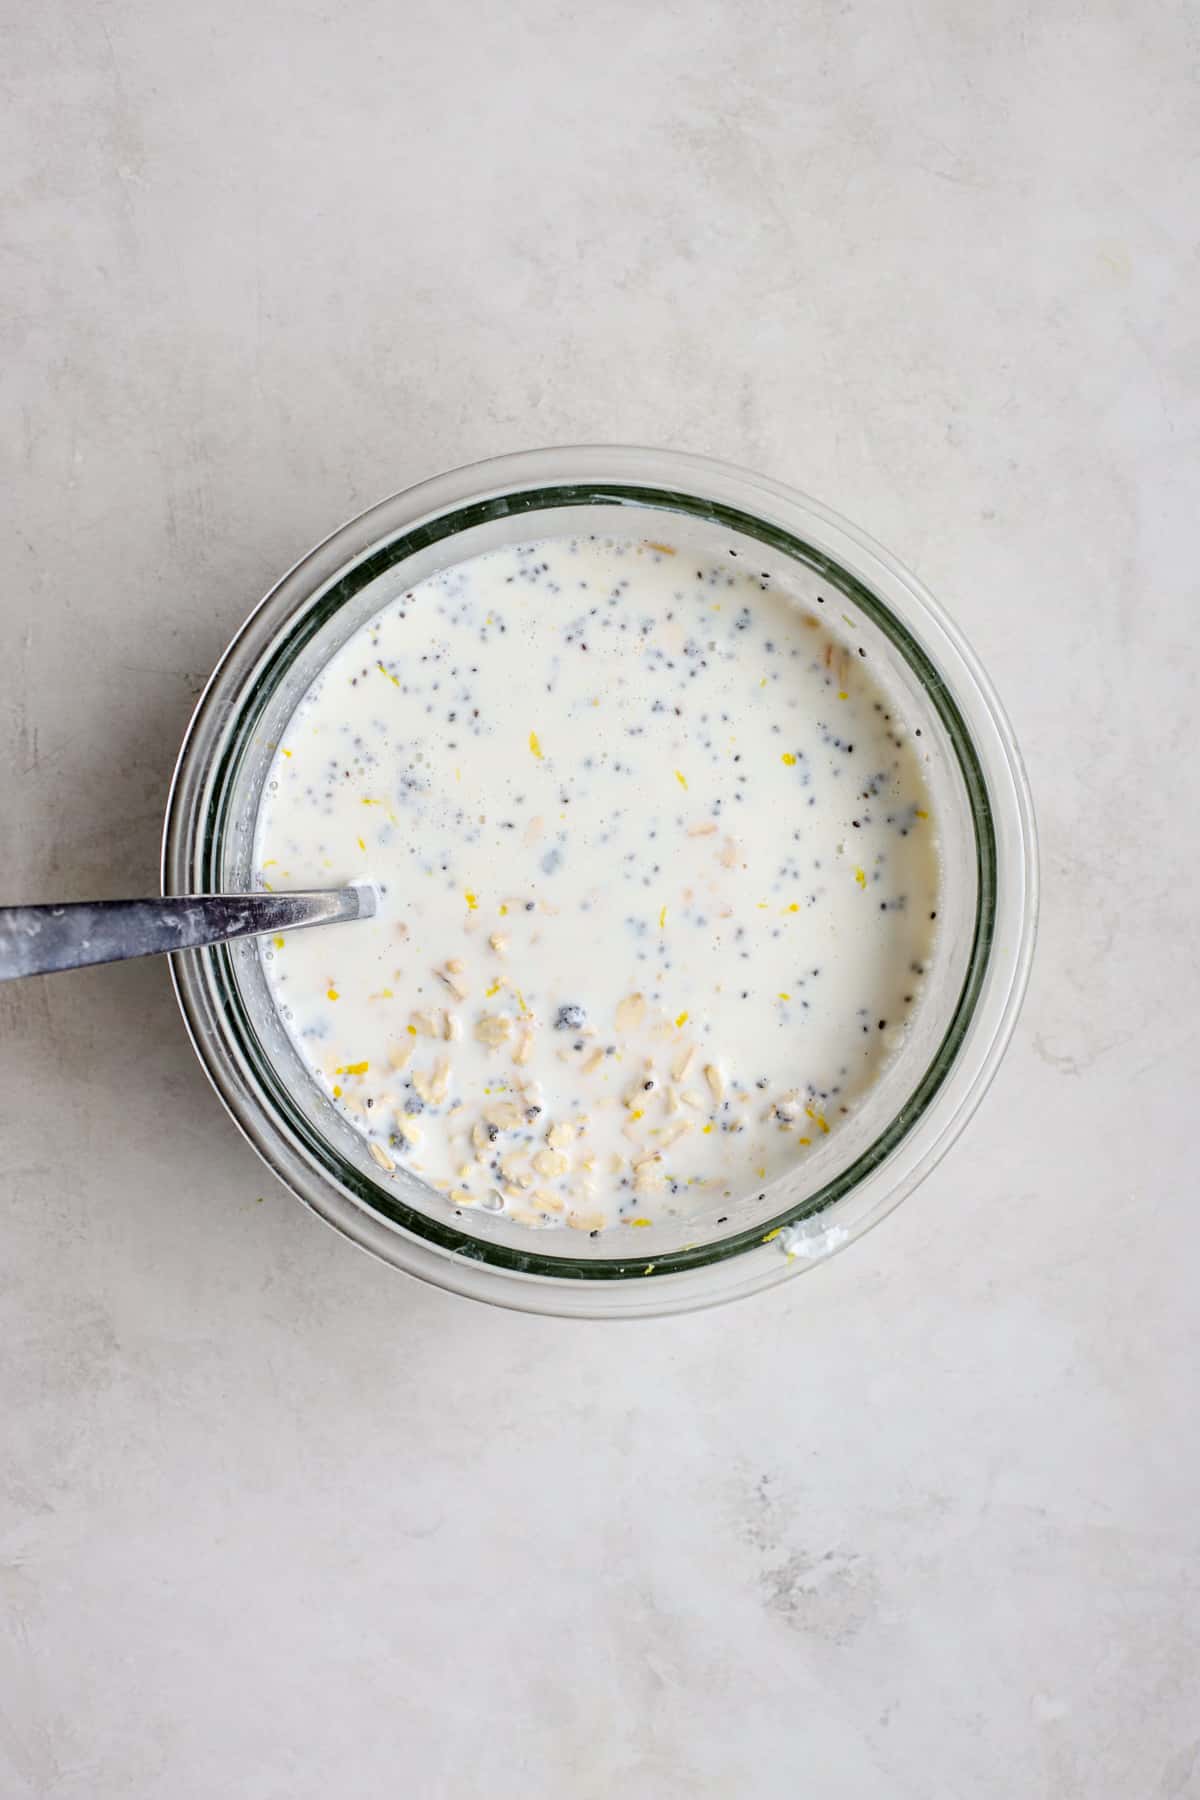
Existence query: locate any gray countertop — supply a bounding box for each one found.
[2,3,1197,1795]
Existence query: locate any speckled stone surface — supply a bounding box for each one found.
[2,3,1197,1795]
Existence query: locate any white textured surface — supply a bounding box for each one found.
[1,3,1197,1795]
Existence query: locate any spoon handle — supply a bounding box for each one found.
[0,889,374,981]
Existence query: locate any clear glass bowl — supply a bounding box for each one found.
[162,446,1037,1317]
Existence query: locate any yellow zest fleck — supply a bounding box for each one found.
[515,988,529,1016]
[357,836,366,852]
[406,1024,417,1036]
[756,901,768,910]
[702,1122,714,1134]
[659,905,667,929]
[485,979,503,998]
[645,541,676,555]
[781,752,796,766]
[786,903,799,914]
[674,769,688,789]
[643,1264,655,1274]
[805,1106,830,1135]
[629,1108,645,1122]
[326,987,340,1002]
[335,1061,369,1076]
[262,860,278,869]
[778,992,791,1001]
[630,1218,653,1228]
[854,867,867,889]
[465,890,478,911]
[837,691,848,701]
[760,677,767,687]
[369,988,394,1000]
[757,1167,766,1178]
[675,1011,689,1028]
[361,797,381,806]
[262,879,274,893]
[529,731,544,759]
[798,1136,812,1146]
[332,1085,342,1098]
[499,903,508,916]
[377,661,400,686]
[762,1228,781,1242]
[916,808,929,819]
[272,936,285,950]
[280,748,292,758]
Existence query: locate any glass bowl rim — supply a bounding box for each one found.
[162,444,1038,1318]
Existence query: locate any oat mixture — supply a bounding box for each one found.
[253,536,940,1232]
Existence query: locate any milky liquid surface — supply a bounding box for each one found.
[253,537,940,1233]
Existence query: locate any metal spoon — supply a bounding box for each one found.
[0,887,376,981]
